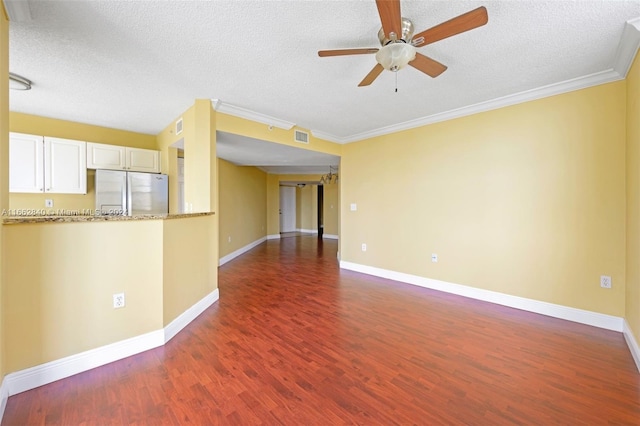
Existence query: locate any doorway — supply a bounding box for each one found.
[317,185,324,239]
[279,186,296,233]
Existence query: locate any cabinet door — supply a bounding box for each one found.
[126,147,160,173]
[44,137,87,194]
[87,142,126,170]
[9,133,44,193]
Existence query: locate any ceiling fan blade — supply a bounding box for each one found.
[358,64,384,87]
[318,48,379,57]
[409,53,447,78]
[376,0,402,40]
[412,6,488,48]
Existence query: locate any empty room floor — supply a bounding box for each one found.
[3,236,640,424]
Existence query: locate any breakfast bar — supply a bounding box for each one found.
[2,212,218,377]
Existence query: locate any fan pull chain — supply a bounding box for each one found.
[395,72,398,93]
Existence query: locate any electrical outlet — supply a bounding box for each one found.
[228,236,231,243]
[600,276,612,289]
[361,243,367,252]
[113,293,125,308]
[431,253,438,263]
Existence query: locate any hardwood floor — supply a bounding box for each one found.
[3,235,640,424]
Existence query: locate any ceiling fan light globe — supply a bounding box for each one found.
[375,43,416,72]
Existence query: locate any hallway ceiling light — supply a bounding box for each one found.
[320,166,338,185]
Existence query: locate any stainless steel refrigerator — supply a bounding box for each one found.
[95,169,168,216]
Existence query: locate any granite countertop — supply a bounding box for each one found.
[2,211,214,225]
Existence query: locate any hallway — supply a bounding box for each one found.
[3,237,640,424]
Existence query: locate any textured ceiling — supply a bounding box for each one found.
[8,0,640,144]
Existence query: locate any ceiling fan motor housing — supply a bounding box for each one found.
[378,17,415,45]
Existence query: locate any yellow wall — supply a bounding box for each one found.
[266,174,280,236]
[296,184,317,231]
[9,113,157,211]
[10,113,156,149]
[0,9,8,381]
[323,182,339,236]
[626,52,640,344]
[157,108,190,214]
[3,221,164,372]
[218,159,267,258]
[342,81,627,317]
[2,215,215,373]
[163,215,217,325]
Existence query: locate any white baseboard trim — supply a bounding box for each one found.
[219,237,266,266]
[164,289,219,343]
[4,329,165,398]
[623,320,640,373]
[339,261,624,332]
[0,377,8,424]
[0,289,221,417]
[323,234,339,240]
[266,234,281,240]
[296,228,318,234]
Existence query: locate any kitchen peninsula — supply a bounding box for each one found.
[2,211,218,395]
[2,211,213,224]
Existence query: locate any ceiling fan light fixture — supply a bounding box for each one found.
[375,42,416,72]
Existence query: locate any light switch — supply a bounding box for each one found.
[45,199,53,208]
[350,203,357,211]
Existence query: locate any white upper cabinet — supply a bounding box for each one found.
[9,133,44,193]
[10,133,87,194]
[44,137,87,194]
[87,142,160,173]
[86,142,125,170]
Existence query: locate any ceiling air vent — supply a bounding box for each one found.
[176,118,183,135]
[294,130,309,144]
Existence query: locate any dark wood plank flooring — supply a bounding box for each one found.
[3,235,640,424]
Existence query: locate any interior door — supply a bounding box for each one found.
[279,186,296,233]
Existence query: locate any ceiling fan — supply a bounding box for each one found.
[318,0,488,87]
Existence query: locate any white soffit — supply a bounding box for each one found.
[216,131,340,170]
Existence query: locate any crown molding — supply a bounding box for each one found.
[337,68,623,143]
[310,130,349,144]
[2,0,32,22]
[211,99,295,130]
[613,18,640,76]
[313,16,640,145]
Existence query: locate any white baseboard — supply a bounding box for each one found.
[219,237,266,266]
[0,377,8,423]
[323,234,339,240]
[0,289,221,415]
[296,228,318,234]
[339,261,624,332]
[164,289,219,343]
[4,330,165,397]
[266,234,281,240]
[623,320,640,373]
